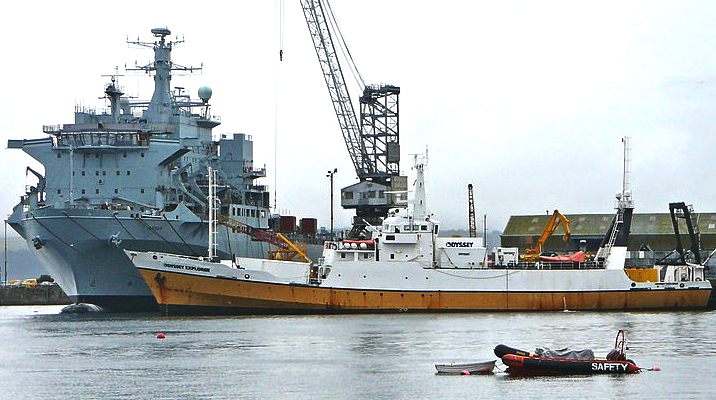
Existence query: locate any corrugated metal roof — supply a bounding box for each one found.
[502,213,716,236]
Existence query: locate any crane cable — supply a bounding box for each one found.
[324,0,365,90]
[274,0,284,213]
[279,0,285,61]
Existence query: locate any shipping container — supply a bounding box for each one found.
[300,218,318,235]
[279,215,297,233]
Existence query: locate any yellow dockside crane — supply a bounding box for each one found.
[522,210,571,262]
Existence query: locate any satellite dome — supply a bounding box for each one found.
[198,86,213,103]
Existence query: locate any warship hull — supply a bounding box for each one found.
[10,209,271,312]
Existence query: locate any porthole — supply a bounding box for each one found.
[630,282,636,287]
[244,274,250,279]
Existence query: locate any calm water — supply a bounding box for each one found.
[1,306,714,399]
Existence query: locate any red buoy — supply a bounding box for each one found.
[460,370,471,375]
[156,332,166,339]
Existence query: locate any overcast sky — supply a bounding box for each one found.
[1,1,715,233]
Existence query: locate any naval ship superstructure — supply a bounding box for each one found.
[7,28,271,311]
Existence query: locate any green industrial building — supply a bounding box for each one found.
[501,212,716,255]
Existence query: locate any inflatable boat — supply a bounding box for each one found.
[495,330,641,375]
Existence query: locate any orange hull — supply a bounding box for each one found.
[138,269,712,314]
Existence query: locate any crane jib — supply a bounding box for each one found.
[301,0,365,176]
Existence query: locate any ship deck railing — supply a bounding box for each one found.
[492,261,607,270]
[52,132,150,149]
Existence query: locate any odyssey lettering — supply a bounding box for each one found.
[163,263,211,273]
[446,242,473,248]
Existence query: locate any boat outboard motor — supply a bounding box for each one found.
[606,349,626,361]
[494,344,533,358]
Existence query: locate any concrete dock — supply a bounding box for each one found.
[0,285,71,306]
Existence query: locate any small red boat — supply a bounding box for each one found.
[496,330,641,375]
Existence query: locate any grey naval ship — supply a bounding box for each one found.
[7,28,273,311]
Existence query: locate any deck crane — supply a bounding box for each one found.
[218,215,312,263]
[656,202,702,266]
[467,184,477,238]
[301,0,405,237]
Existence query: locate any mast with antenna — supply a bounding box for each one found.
[620,136,633,209]
[207,167,219,260]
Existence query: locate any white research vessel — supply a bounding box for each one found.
[127,155,712,314]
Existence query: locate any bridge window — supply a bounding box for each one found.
[386,235,395,241]
[421,225,428,231]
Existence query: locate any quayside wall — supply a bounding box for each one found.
[0,285,70,306]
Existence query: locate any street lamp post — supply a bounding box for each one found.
[4,219,7,286]
[326,168,337,241]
